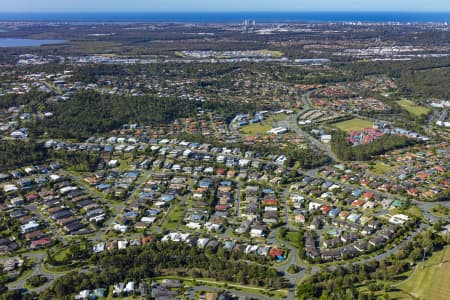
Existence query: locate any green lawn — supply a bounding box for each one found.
[405,206,424,220]
[161,203,185,231]
[397,99,430,116]
[239,114,287,136]
[53,247,70,263]
[370,162,395,175]
[239,123,272,135]
[268,114,287,122]
[429,204,450,217]
[285,231,302,248]
[333,118,374,132]
[398,246,450,300]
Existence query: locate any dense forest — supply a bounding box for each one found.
[40,241,286,299]
[344,58,450,99]
[32,91,199,139]
[0,90,50,111]
[29,90,264,140]
[0,141,98,171]
[397,67,450,99]
[331,130,416,161]
[0,141,47,170]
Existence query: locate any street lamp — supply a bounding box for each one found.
[422,247,427,270]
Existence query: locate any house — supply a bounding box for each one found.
[267,127,288,135]
[3,184,18,193]
[124,281,135,293]
[139,282,149,297]
[369,235,386,248]
[309,216,321,230]
[321,248,341,260]
[363,191,374,200]
[223,240,235,251]
[250,227,265,238]
[363,201,376,209]
[9,197,25,207]
[351,189,363,197]
[347,213,361,223]
[381,198,394,209]
[309,202,322,211]
[294,213,306,224]
[21,220,39,233]
[93,243,105,253]
[113,283,124,296]
[235,220,251,234]
[407,188,419,197]
[161,279,182,289]
[351,200,365,208]
[24,230,46,241]
[390,200,404,209]
[206,240,219,251]
[328,207,341,218]
[75,290,90,300]
[269,248,284,259]
[141,235,154,245]
[107,160,119,168]
[30,238,52,249]
[389,214,409,225]
[257,245,271,256]
[245,245,259,254]
[197,238,209,249]
[320,205,332,215]
[353,240,368,252]
[322,237,340,249]
[320,134,332,143]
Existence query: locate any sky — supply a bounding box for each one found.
[0,0,448,12]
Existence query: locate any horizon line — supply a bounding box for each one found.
[1,10,450,14]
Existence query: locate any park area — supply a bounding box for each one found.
[333,118,374,132]
[397,99,430,116]
[398,246,450,300]
[239,123,272,135]
[239,114,286,135]
[369,162,397,175]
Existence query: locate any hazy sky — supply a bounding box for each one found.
[0,0,448,12]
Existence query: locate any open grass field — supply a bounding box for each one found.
[161,203,185,231]
[53,247,70,263]
[333,118,374,132]
[397,99,430,116]
[239,114,287,135]
[398,246,450,300]
[370,162,396,175]
[268,114,287,122]
[239,123,272,135]
[285,231,301,248]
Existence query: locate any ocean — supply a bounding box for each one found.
[0,12,448,23]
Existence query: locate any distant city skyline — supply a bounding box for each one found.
[0,0,449,13]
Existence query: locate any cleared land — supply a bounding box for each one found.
[333,118,374,132]
[258,50,285,57]
[239,115,285,135]
[161,203,184,231]
[398,246,450,300]
[370,162,397,175]
[239,123,271,135]
[397,99,430,116]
